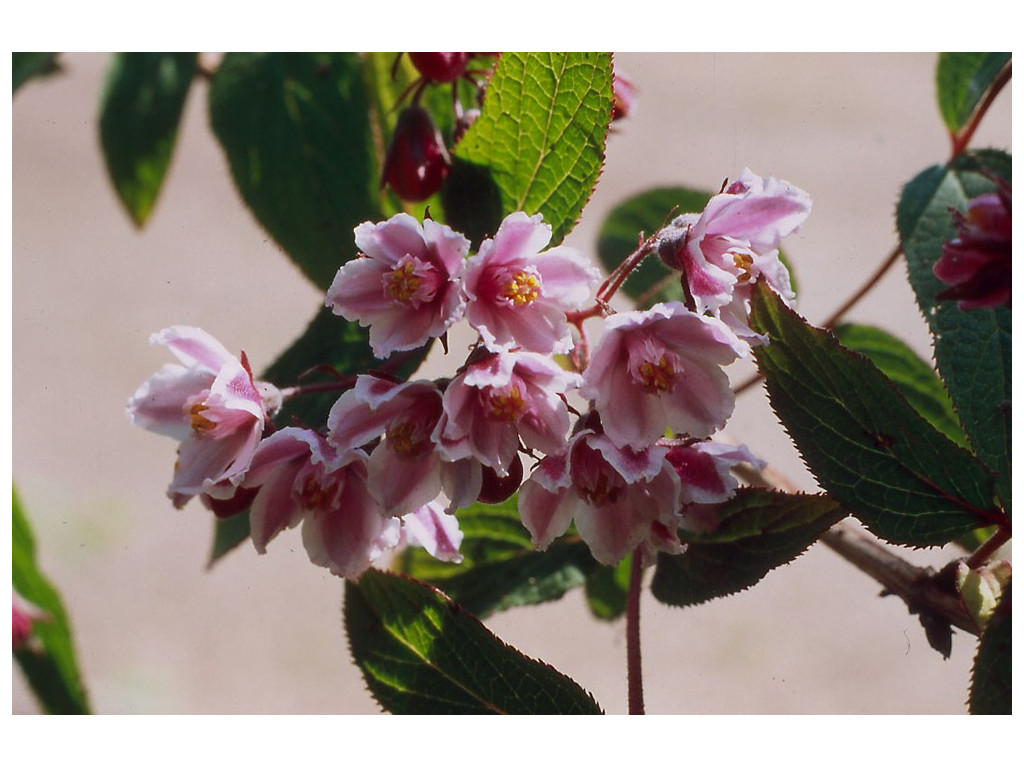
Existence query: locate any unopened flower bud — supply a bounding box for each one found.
[477,453,524,505]
[382,106,451,202]
[408,52,470,83]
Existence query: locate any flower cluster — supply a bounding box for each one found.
[128,170,810,577]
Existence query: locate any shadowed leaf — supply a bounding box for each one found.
[345,569,603,714]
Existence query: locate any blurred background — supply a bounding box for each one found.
[12,52,1012,714]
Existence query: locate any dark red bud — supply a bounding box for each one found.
[203,484,259,519]
[477,454,524,505]
[382,106,451,202]
[408,52,470,83]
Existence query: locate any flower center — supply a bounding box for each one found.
[189,403,216,433]
[637,356,675,392]
[386,420,431,458]
[487,386,526,422]
[299,474,337,511]
[386,261,423,303]
[628,337,681,395]
[502,269,541,307]
[730,251,755,283]
[384,256,439,308]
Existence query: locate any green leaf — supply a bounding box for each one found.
[395,496,596,618]
[208,306,432,565]
[834,323,967,447]
[446,52,612,246]
[596,186,712,304]
[936,53,1011,134]
[584,555,631,621]
[98,53,196,226]
[651,489,845,607]
[12,488,90,714]
[345,569,603,714]
[969,582,1011,714]
[896,151,1011,511]
[13,52,60,93]
[208,53,379,290]
[750,282,1001,546]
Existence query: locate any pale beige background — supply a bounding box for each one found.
[12,53,1011,714]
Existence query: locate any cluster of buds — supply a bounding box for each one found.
[128,169,811,577]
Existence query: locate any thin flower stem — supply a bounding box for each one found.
[965,526,1012,570]
[626,549,645,715]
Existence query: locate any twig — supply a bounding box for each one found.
[820,521,978,636]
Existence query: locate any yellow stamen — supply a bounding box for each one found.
[638,356,674,392]
[300,476,334,509]
[731,252,754,283]
[386,261,423,304]
[189,403,215,433]
[387,421,425,456]
[502,271,540,307]
[488,386,526,422]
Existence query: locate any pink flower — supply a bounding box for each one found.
[580,303,747,449]
[127,326,281,508]
[934,187,1011,310]
[436,350,581,477]
[326,376,481,518]
[241,427,398,579]
[326,213,470,359]
[464,212,601,354]
[519,428,683,566]
[657,169,811,337]
[664,440,763,532]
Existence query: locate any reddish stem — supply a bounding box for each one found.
[626,550,645,715]
[966,526,1012,570]
[950,61,1011,159]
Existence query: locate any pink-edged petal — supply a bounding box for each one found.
[368,443,443,518]
[401,502,464,563]
[485,211,553,263]
[421,218,471,275]
[167,428,256,502]
[301,468,393,579]
[353,213,428,266]
[533,247,603,308]
[440,459,483,512]
[518,479,578,551]
[326,257,391,319]
[151,325,236,374]
[574,497,646,566]
[127,364,211,440]
[248,461,305,553]
[590,434,666,485]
